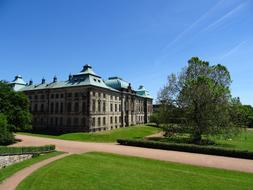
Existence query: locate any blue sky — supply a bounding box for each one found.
[0,0,253,105]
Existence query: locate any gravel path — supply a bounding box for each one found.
[1,134,253,190]
[13,134,253,173]
[0,153,69,190]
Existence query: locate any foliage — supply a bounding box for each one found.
[0,114,14,145]
[157,57,241,142]
[16,152,253,190]
[242,105,253,128]
[0,145,55,155]
[0,81,31,132]
[149,112,161,127]
[117,139,253,159]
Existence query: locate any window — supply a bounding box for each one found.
[98,100,101,112]
[119,104,121,112]
[41,95,44,99]
[110,103,113,112]
[74,118,79,125]
[67,118,71,126]
[50,103,54,113]
[55,102,59,113]
[103,93,106,98]
[68,93,72,98]
[98,93,101,98]
[92,100,96,112]
[67,102,72,112]
[75,92,79,98]
[110,116,113,124]
[51,94,54,99]
[61,94,64,98]
[115,117,117,124]
[82,102,86,113]
[98,117,101,126]
[55,117,58,126]
[93,91,96,96]
[56,94,59,99]
[35,95,38,100]
[92,118,95,126]
[59,117,63,126]
[82,117,86,125]
[40,104,44,112]
[115,104,117,112]
[119,116,121,123]
[74,102,79,112]
[60,102,64,113]
[103,101,106,112]
[103,117,106,125]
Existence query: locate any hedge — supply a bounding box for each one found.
[117,139,253,160]
[0,145,55,156]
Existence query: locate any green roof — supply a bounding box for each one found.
[136,85,152,99]
[105,77,130,90]
[16,65,152,99]
[19,65,118,92]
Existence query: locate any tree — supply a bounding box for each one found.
[0,113,14,145]
[158,57,240,143]
[0,81,31,132]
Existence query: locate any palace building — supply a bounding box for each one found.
[10,65,153,132]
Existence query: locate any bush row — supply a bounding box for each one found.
[0,145,55,155]
[117,139,253,160]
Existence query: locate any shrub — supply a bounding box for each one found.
[117,139,253,160]
[0,114,14,145]
[0,145,55,156]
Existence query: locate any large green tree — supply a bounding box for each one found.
[158,57,241,142]
[0,81,31,133]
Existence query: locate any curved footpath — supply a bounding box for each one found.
[0,153,69,190]
[1,134,253,190]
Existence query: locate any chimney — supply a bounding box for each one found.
[53,76,57,83]
[42,78,46,84]
[29,80,33,85]
[69,74,72,80]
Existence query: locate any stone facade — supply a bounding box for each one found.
[11,65,153,133]
[0,154,32,169]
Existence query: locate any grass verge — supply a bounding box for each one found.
[18,125,160,142]
[17,152,253,190]
[0,151,63,183]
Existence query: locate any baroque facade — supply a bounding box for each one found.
[11,65,153,132]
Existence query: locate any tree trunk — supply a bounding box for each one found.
[192,131,202,143]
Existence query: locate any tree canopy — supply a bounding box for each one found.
[157,57,242,142]
[0,81,31,145]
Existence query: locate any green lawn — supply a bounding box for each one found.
[215,129,253,151]
[19,125,160,142]
[0,151,63,183]
[150,129,253,151]
[17,152,253,190]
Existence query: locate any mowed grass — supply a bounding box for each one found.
[19,125,160,142]
[17,152,253,190]
[151,129,253,151]
[0,151,63,183]
[215,129,253,151]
